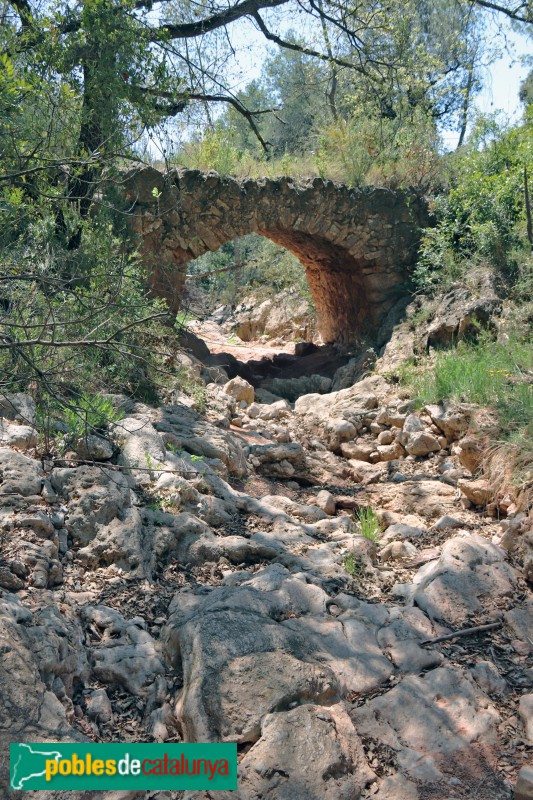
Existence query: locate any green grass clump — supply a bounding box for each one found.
[355,506,382,541]
[344,552,362,577]
[402,336,532,436]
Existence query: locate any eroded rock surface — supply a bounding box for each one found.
[1,375,531,800]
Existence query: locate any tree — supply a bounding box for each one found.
[0,0,525,423]
[520,69,533,108]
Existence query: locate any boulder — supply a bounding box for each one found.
[74,434,114,461]
[409,534,517,626]
[81,606,164,696]
[458,477,492,506]
[425,280,501,348]
[232,703,374,800]
[0,449,43,497]
[163,593,339,741]
[247,400,290,421]
[352,667,501,786]
[223,376,254,405]
[0,420,38,449]
[405,431,441,457]
[294,375,385,418]
[0,393,36,425]
[426,403,473,441]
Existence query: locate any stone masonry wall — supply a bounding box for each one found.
[125,167,429,344]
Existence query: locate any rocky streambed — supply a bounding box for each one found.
[0,368,532,800]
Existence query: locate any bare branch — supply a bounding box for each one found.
[252,11,366,73]
[0,312,169,349]
[470,0,532,24]
[151,0,288,41]
[135,85,273,150]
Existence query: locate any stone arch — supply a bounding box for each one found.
[125,167,428,344]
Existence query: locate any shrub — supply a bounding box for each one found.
[63,393,124,440]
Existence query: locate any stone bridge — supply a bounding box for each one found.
[125,167,429,345]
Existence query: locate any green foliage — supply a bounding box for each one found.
[178,106,443,191]
[402,334,533,436]
[63,393,123,439]
[416,112,533,291]
[355,506,382,541]
[0,195,172,416]
[317,110,443,189]
[343,551,362,577]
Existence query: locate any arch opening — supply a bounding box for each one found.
[182,233,319,345]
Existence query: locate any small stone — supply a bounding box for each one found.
[316,490,336,516]
[405,431,441,457]
[0,420,38,449]
[50,512,65,529]
[41,480,58,503]
[515,766,533,800]
[340,441,373,461]
[369,451,381,464]
[377,443,403,461]
[58,528,69,555]
[8,559,28,578]
[456,435,484,474]
[432,515,463,531]
[0,566,24,591]
[31,561,49,588]
[85,689,114,723]
[75,434,114,461]
[14,511,54,538]
[380,540,417,563]
[458,478,492,506]
[0,392,36,424]
[470,661,507,695]
[377,429,394,445]
[519,694,533,743]
[512,639,531,656]
[403,414,424,434]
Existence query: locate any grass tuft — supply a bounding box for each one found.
[355,506,382,541]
